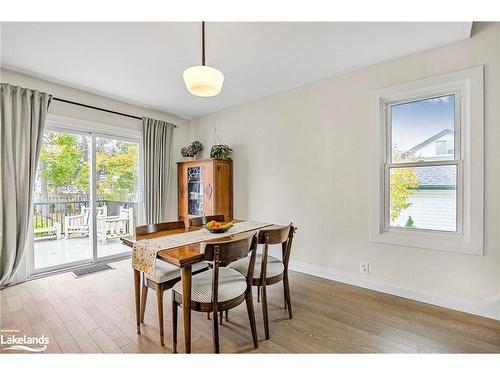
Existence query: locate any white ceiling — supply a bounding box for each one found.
[1,22,472,119]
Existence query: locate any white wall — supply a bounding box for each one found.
[189,22,500,319]
[0,68,191,220]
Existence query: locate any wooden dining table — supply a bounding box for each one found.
[121,221,278,353]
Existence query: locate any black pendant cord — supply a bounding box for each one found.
[202,21,206,66]
[52,97,177,127]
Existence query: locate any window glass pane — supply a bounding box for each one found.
[391,94,455,163]
[96,137,140,258]
[33,130,91,270]
[389,165,457,232]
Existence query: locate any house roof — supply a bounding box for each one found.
[399,129,456,189]
[413,166,456,189]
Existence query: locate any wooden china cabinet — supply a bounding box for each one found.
[177,159,233,224]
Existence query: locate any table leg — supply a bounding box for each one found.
[134,269,141,334]
[181,265,192,353]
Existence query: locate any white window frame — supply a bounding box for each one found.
[369,67,484,255]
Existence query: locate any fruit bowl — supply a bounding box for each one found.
[205,220,234,233]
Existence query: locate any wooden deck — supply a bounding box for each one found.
[1,259,499,353]
[34,237,128,270]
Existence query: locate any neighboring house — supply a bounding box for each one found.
[392,129,457,232]
[405,129,455,161]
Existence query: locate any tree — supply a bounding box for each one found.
[38,132,138,202]
[95,140,138,201]
[39,132,88,196]
[389,147,420,223]
[405,216,415,228]
[390,168,419,222]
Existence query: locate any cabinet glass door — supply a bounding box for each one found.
[187,166,204,215]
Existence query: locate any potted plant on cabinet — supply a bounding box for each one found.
[210,144,233,160]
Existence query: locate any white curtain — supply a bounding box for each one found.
[0,84,52,288]
[142,117,175,224]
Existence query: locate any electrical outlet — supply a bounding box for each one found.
[360,262,369,275]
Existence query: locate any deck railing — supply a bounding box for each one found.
[33,199,139,237]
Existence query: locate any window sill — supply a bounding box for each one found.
[370,228,483,255]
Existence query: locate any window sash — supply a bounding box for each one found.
[383,160,463,234]
[385,89,462,165]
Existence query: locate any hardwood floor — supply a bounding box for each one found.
[1,259,499,353]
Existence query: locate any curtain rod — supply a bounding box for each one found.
[53,97,178,128]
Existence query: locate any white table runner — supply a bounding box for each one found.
[132,221,271,280]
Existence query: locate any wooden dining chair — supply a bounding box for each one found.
[171,233,259,353]
[190,214,227,312]
[136,221,210,346]
[228,223,296,339]
[189,215,230,321]
[188,214,225,227]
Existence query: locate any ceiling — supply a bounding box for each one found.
[0,22,472,119]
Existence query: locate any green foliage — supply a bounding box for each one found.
[405,216,415,228]
[39,132,138,201]
[96,141,138,201]
[210,144,233,160]
[390,168,419,222]
[40,133,86,194]
[33,216,53,229]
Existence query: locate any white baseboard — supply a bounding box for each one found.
[289,260,500,321]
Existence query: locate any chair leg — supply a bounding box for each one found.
[156,285,164,346]
[172,294,178,353]
[283,272,292,319]
[140,281,148,323]
[257,285,260,302]
[212,309,220,353]
[225,310,229,322]
[245,290,258,349]
[284,284,287,309]
[219,310,223,325]
[207,312,211,320]
[261,284,270,340]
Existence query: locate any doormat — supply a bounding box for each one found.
[72,263,114,278]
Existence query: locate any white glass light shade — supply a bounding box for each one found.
[183,65,224,97]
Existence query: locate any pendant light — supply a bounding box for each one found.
[183,22,224,97]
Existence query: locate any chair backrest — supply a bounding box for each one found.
[96,205,107,218]
[79,206,107,226]
[135,220,185,236]
[189,215,225,227]
[119,207,131,218]
[120,207,134,233]
[258,223,296,278]
[81,207,91,225]
[201,232,258,305]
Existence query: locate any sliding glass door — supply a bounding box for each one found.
[31,125,141,275]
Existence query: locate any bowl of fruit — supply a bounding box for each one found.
[205,220,234,233]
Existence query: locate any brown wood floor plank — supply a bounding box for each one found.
[1,259,499,354]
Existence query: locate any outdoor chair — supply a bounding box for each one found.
[64,205,106,239]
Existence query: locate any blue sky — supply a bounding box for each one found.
[391,94,455,153]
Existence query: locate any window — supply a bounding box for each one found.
[435,140,447,155]
[387,93,459,232]
[370,67,484,255]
